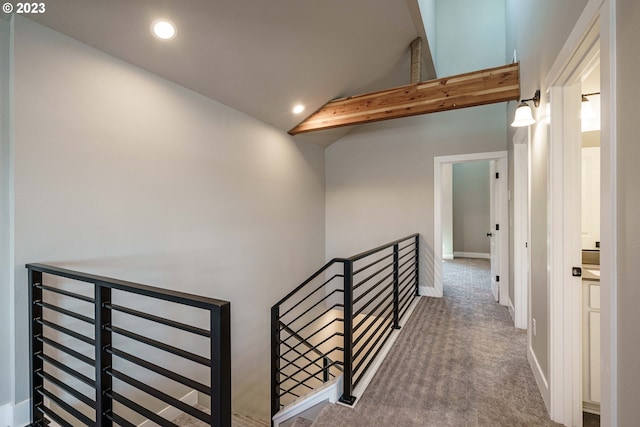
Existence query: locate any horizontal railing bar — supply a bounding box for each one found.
[347,234,419,262]
[274,259,349,308]
[280,344,344,375]
[105,411,137,427]
[397,249,415,264]
[279,302,343,345]
[353,302,393,350]
[279,326,327,365]
[280,289,344,331]
[108,391,178,427]
[398,241,416,253]
[108,369,209,424]
[37,284,95,304]
[279,388,301,401]
[37,301,94,325]
[279,359,342,390]
[108,304,210,338]
[108,326,210,367]
[353,299,394,340]
[280,357,322,384]
[38,353,95,388]
[279,274,344,319]
[37,387,95,426]
[281,337,344,370]
[38,370,96,408]
[353,282,393,319]
[399,289,417,319]
[398,255,416,273]
[37,404,74,427]
[352,254,391,276]
[397,269,416,293]
[108,347,210,396]
[27,264,229,310]
[38,318,95,346]
[39,336,94,366]
[353,318,394,375]
[353,314,393,362]
[353,271,393,305]
[281,332,344,360]
[353,260,394,290]
[279,365,333,397]
[353,295,393,336]
[281,359,324,390]
[280,342,342,376]
[354,321,396,386]
[280,316,343,353]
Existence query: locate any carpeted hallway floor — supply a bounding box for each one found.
[309,258,560,426]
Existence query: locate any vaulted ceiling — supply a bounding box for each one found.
[29,0,435,145]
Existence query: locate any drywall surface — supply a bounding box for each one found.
[452,161,490,254]
[418,0,437,73]
[325,104,507,290]
[616,0,640,423]
[436,0,506,76]
[11,16,325,419]
[505,0,589,383]
[0,16,12,408]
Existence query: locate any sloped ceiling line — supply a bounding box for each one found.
[288,63,520,135]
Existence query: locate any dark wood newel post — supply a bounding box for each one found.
[339,260,356,405]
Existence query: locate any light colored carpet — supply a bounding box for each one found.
[310,258,560,426]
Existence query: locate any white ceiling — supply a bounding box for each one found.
[29,0,434,145]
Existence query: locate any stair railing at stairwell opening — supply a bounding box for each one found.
[26,263,231,427]
[271,234,420,418]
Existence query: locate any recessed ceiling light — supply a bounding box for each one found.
[151,19,177,40]
[292,104,305,114]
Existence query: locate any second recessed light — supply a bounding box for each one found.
[293,104,305,114]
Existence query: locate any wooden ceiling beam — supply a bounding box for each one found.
[288,63,520,135]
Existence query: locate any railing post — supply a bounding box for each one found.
[415,235,420,296]
[271,306,281,418]
[211,302,232,427]
[339,260,356,405]
[29,268,45,426]
[393,244,401,330]
[95,283,112,425]
[322,356,330,382]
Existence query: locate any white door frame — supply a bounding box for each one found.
[513,127,529,329]
[544,0,616,425]
[432,151,509,305]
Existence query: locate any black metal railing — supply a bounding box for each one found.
[27,263,231,427]
[271,234,419,416]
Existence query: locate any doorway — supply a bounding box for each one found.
[544,1,615,425]
[432,151,509,305]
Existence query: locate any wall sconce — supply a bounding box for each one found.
[511,89,541,127]
[581,92,599,120]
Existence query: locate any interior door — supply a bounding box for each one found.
[489,160,499,301]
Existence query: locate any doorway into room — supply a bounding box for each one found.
[432,151,509,306]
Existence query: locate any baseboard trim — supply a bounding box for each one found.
[528,344,550,413]
[508,298,516,323]
[420,286,440,297]
[0,399,31,427]
[272,377,342,427]
[453,252,490,259]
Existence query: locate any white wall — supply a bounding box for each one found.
[441,163,453,258]
[325,104,507,291]
[417,0,437,73]
[9,17,326,420]
[616,0,640,423]
[452,161,490,254]
[0,16,13,409]
[505,0,590,393]
[436,0,506,76]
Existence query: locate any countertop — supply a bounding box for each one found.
[582,264,600,282]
